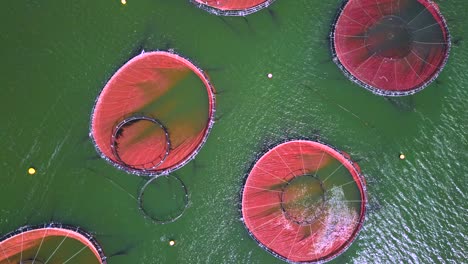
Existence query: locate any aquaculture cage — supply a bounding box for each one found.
[331,0,450,96]
[0,223,106,264]
[90,51,216,176]
[241,140,367,263]
[190,0,277,16]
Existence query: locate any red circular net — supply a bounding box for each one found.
[192,0,270,10]
[0,224,106,264]
[241,140,366,263]
[190,0,276,16]
[91,51,216,175]
[332,0,450,95]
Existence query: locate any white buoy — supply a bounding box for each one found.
[267,73,273,79]
[28,167,36,175]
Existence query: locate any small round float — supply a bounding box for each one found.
[90,51,216,176]
[0,223,106,264]
[190,0,277,16]
[331,0,450,96]
[241,140,367,263]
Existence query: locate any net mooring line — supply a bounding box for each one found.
[32,227,50,264]
[62,244,88,264]
[0,243,12,264]
[254,165,288,184]
[245,186,282,193]
[313,152,326,178]
[43,230,72,264]
[323,163,345,183]
[273,149,295,176]
[20,231,23,264]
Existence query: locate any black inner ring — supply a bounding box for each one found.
[110,116,171,171]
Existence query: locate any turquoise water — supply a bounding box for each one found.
[0,0,466,263]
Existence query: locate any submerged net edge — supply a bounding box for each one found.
[238,139,368,263]
[189,0,277,16]
[329,0,452,97]
[89,50,216,177]
[0,222,107,264]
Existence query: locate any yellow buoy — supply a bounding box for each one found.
[28,167,36,175]
[399,154,405,160]
[169,240,175,246]
[121,0,126,5]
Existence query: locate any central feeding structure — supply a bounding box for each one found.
[241,140,367,263]
[331,0,451,96]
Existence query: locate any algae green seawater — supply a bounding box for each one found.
[0,0,466,263]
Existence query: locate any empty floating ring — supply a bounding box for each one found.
[111,116,171,172]
[138,175,189,224]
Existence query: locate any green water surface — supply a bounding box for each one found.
[1,0,466,263]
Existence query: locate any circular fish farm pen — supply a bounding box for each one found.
[190,0,277,16]
[90,51,216,176]
[330,0,451,96]
[241,140,367,263]
[0,223,106,264]
[138,175,189,224]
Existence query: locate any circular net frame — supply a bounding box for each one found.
[138,175,189,224]
[330,0,451,96]
[111,116,171,171]
[189,0,277,16]
[240,140,367,263]
[0,223,106,264]
[90,51,216,176]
